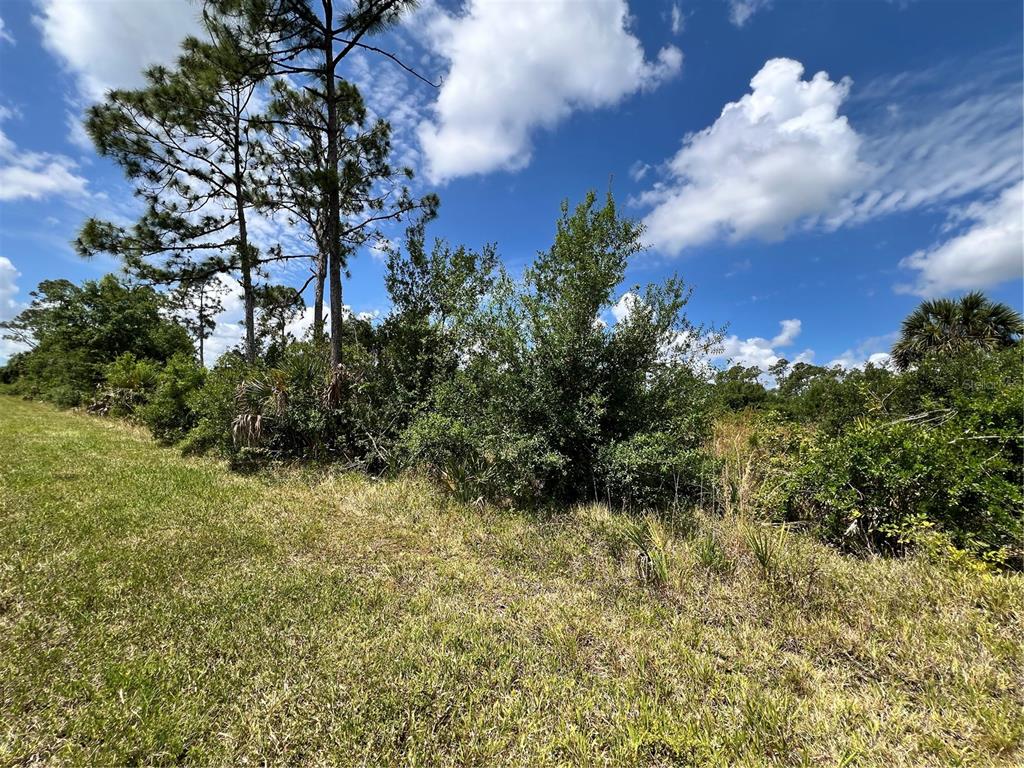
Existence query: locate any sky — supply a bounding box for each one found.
[0,0,1021,369]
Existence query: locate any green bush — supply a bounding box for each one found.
[179,354,252,456]
[92,353,161,417]
[599,431,714,512]
[399,411,564,505]
[786,416,1022,565]
[139,353,206,443]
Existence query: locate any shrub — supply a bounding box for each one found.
[91,353,161,416]
[399,412,565,505]
[139,353,206,443]
[786,417,1022,566]
[179,354,253,456]
[598,431,715,512]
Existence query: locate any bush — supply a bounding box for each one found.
[139,353,206,443]
[91,353,161,417]
[399,411,564,506]
[786,416,1022,565]
[598,431,715,512]
[179,354,252,456]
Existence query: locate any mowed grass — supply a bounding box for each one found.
[1,397,1021,766]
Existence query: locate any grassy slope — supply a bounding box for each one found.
[0,396,1021,767]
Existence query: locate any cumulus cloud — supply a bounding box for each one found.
[640,58,864,255]
[417,0,682,183]
[714,317,812,371]
[897,181,1023,296]
[0,108,88,201]
[728,0,772,27]
[33,0,201,101]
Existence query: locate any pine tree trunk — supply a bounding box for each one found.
[313,251,326,341]
[232,92,256,364]
[324,1,344,367]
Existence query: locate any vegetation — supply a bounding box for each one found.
[1,397,1021,766]
[0,0,1022,760]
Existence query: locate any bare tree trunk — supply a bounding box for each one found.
[197,286,206,368]
[233,96,257,364]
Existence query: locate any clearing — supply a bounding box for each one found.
[1,396,1021,765]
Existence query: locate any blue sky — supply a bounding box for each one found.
[0,0,1021,367]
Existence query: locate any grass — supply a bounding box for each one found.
[1,395,1021,766]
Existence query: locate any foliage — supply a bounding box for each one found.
[400,191,720,508]
[139,353,207,443]
[178,353,254,456]
[0,275,192,406]
[891,291,1023,370]
[92,353,161,417]
[780,347,1024,565]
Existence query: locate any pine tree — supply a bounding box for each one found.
[76,9,273,363]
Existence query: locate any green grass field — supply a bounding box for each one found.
[1,396,1021,766]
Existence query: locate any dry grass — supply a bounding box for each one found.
[1,396,1021,765]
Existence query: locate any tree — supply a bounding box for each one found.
[218,0,438,366]
[76,8,273,363]
[0,275,192,405]
[891,291,1023,370]
[254,283,305,361]
[166,273,229,366]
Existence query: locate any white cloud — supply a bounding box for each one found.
[611,291,639,323]
[629,161,651,182]
[640,58,864,255]
[771,318,801,346]
[33,0,201,101]
[897,181,1023,296]
[0,256,21,320]
[828,350,892,370]
[670,3,684,35]
[0,16,15,45]
[0,109,88,201]
[828,62,1022,228]
[417,0,682,183]
[0,256,28,365]
[715,317,812,371]
[728,0,771,27]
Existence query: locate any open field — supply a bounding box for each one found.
[1,396,1021,766]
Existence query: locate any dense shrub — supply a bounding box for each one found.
[780,347,1023,565]
[787,416,1022,565]
[598,431,715,512]
[92,353,161,416]
[178,354,253,456]
[399,411,564,505]
[139,353,206,443]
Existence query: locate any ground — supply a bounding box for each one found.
[0,396,1021,766]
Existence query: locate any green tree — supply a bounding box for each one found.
[219,0,438,366]
[891,291,1023,370]
[0,275,192,405]
[76,8,273,362]
[166,273,229,366]
[254,284,306,362]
